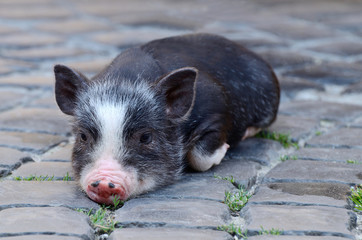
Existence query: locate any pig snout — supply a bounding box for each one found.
[80,158,136,205]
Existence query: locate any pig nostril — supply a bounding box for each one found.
[108,182,115,188]
[91,180,101,187]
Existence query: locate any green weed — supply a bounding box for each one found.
[259,226,283,235]
[280,155,298,162]
[63,172,71,181]
[346,159,360,164]
[225,187,250,212]
[217,223,248,239]
[77,207,118,234]
[350,185,362,212]
[256,131,298,149]
[13,174,54,181]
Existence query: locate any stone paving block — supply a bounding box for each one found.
[109,228,233,240]
[0,167,11,178]
[0,89,31,111]
[36,19,113,34]
[243,205,352,237]
[141,175,234,201]
[0,33,64,48]
[264,160,362,185]
[0,59,35,75]
[67,58,112,75]
[0,207,94,239]
[307,127,362,148]
[267,115,319,140]
[0,146,28,169]
[0,181,98,209]
[279,77,325,95]
[115,198,231,228]
[283,62,362,85]
[0,24,20,34]
[248,236,350,240]
[0,75,52,89]
[0,107,71,135]
[279,101,362,123]
[26,94,59,109]
[0,4,72,19]
[249,184,349,208]
[256,50,314,69]
[254,21,336,40]
[92,28,188,47]
[295,147,362,163]
[5,236,84,240]
[0,131,67,153]
[41,142,73,162]
[307,40,362,57]
[226,138,283,166]
[3,46,91,61]
[343,81,362,95]
[11,161,73,179]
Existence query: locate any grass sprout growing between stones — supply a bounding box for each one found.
[217,223,248,239]
[77,207,119,234]
[346,159,360,164]
[13,174,54,181]
[280,155,298,162]
[350,185,362,212]
[256,131,298,149]
[62,172,71,181]
[259,226,283,235]
[214,175,250,212]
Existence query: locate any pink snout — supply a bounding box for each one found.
[86,179,127,205]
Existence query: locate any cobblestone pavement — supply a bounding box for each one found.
[1,0,362,239]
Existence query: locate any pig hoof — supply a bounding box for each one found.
[242,127,261,140]
[188,143,229,172]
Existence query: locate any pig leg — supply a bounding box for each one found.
[187,132,229,172]
[242,126,261,140]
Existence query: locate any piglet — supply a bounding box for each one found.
[54,33,280,205]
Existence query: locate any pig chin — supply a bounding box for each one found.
[79,160,138,205]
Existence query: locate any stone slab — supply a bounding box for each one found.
[36,19,113,34]
[109,228,233,240]
[1,236,84,240]
[0,131,67,154]
[0,181,99,209]
[248,236,350,240]
[0,75,52,89]
[41,142,73,162]
[295,147,362,163]
[264,160,362,185]
[0,107,71,135]
[256,49,314,69]
[307,40,362,57]
[307,127,362,148]
[226,138,283,166]
[279,101,362,123]
[249,184,349,208]
[0,89,31,111]
[11,162,73,180]
[0,146,28,168]
[141,175,234,201]
[243,205,352,236]
[267,115,319,140]
[0,207,93,239]
[0,33,64,48]
[115,198,231,228]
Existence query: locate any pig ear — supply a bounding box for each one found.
[54,64,88,116]
[156,67,198,121]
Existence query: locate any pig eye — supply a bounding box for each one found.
[80,132,87,142]
[140,132,152,144]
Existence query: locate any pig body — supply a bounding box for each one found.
[54,34,280,205]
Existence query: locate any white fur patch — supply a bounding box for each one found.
[188,143,229,172]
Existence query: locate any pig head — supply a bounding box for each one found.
[54,65,198,205]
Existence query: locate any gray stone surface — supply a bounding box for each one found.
[249,184,349,208]
[248,236,350,240]
[11,161,73,179]
[0,0,362,239]
[141,175,234,201]
[295,147,362,163]
[109,228,233,240]
[307,127,362,148]
[115,198,231,228]
[264,160,362,185]
[0,181,99,209]
[0,207,94,239]
[243,205,352,237]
